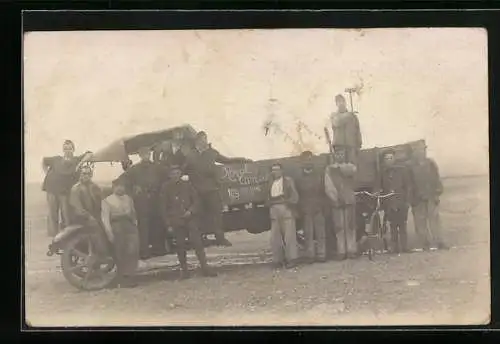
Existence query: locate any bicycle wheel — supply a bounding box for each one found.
[367,213,381,260]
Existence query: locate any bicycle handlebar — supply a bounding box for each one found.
[355,191,397,199]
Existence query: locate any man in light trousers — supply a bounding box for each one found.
[324,146,358,260]
[266,163,300,269]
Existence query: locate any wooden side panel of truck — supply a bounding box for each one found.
[218,139,426,234]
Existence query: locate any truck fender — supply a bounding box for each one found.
[47,224,87,255]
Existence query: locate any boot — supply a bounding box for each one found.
[178,251,191,280]
[303,257,315,264]
[271,262,285,270]
[346,252,359,259]
[285,260,299,269]
[180,269,191,280]
[216,237,233,247]
[315,257,327,263]
[437,242,449,250]
[201,266,218,277]
[195,248,217,277]
[118,275,138,288]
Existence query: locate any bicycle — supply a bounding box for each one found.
[355,191,396,260]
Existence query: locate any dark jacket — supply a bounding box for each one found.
[185,145,247,194]
[69,181,102,223]
[380,164,411,210]
[42,154,86,195]
[324,162,357,206]
[154,146,186,170]
[408,158,444,205]
[159,179,200,227]
[120,160,162,196]
[296,171,326,215]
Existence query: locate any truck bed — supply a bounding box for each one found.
[216,139,426,207]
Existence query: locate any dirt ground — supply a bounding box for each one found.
[23,176,490,327]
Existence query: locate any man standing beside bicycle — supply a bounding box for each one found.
[408,145,448,251]
[379,148,412,254]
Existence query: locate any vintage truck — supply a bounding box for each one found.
[46,124,426,290]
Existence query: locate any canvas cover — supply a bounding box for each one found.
[82,125,198,163]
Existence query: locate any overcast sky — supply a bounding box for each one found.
[23,28,488,183]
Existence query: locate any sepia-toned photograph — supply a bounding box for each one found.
[23,27,490,326]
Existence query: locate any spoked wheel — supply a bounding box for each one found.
[61,232,117,291]
[367,213,382,261]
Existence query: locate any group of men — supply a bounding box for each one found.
[42,131,251,284]
[41,93,447,282]
[265,93,447,269]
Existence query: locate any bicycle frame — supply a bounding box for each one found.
[355,191,396,258]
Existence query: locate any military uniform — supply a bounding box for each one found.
[408,158,446,250]
[184,145,234,245]
[380,164,411,252]
[159,178,215,277]
[154,142,187,171]
[121,160,164,258]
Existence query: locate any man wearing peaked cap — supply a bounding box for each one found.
[183,131,252,247]
[379,147,411,253]
[158,164,217,279]
[120,146,164,259]
[407,145,448,251]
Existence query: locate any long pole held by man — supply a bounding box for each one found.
[344,87,358,114]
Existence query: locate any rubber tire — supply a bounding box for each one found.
[61,232,117,291]
[367,213,381,259]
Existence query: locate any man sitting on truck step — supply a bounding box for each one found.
[69,166,108,259]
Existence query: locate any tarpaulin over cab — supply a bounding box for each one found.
[83,125,197,163]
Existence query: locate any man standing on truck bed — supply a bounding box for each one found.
[120,146,164,259]
[184,131,251,247]
[408,145,448,251]
[324,145,358,260]
[325,94,362,165]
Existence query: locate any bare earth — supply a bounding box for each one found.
[24,176,490,327]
